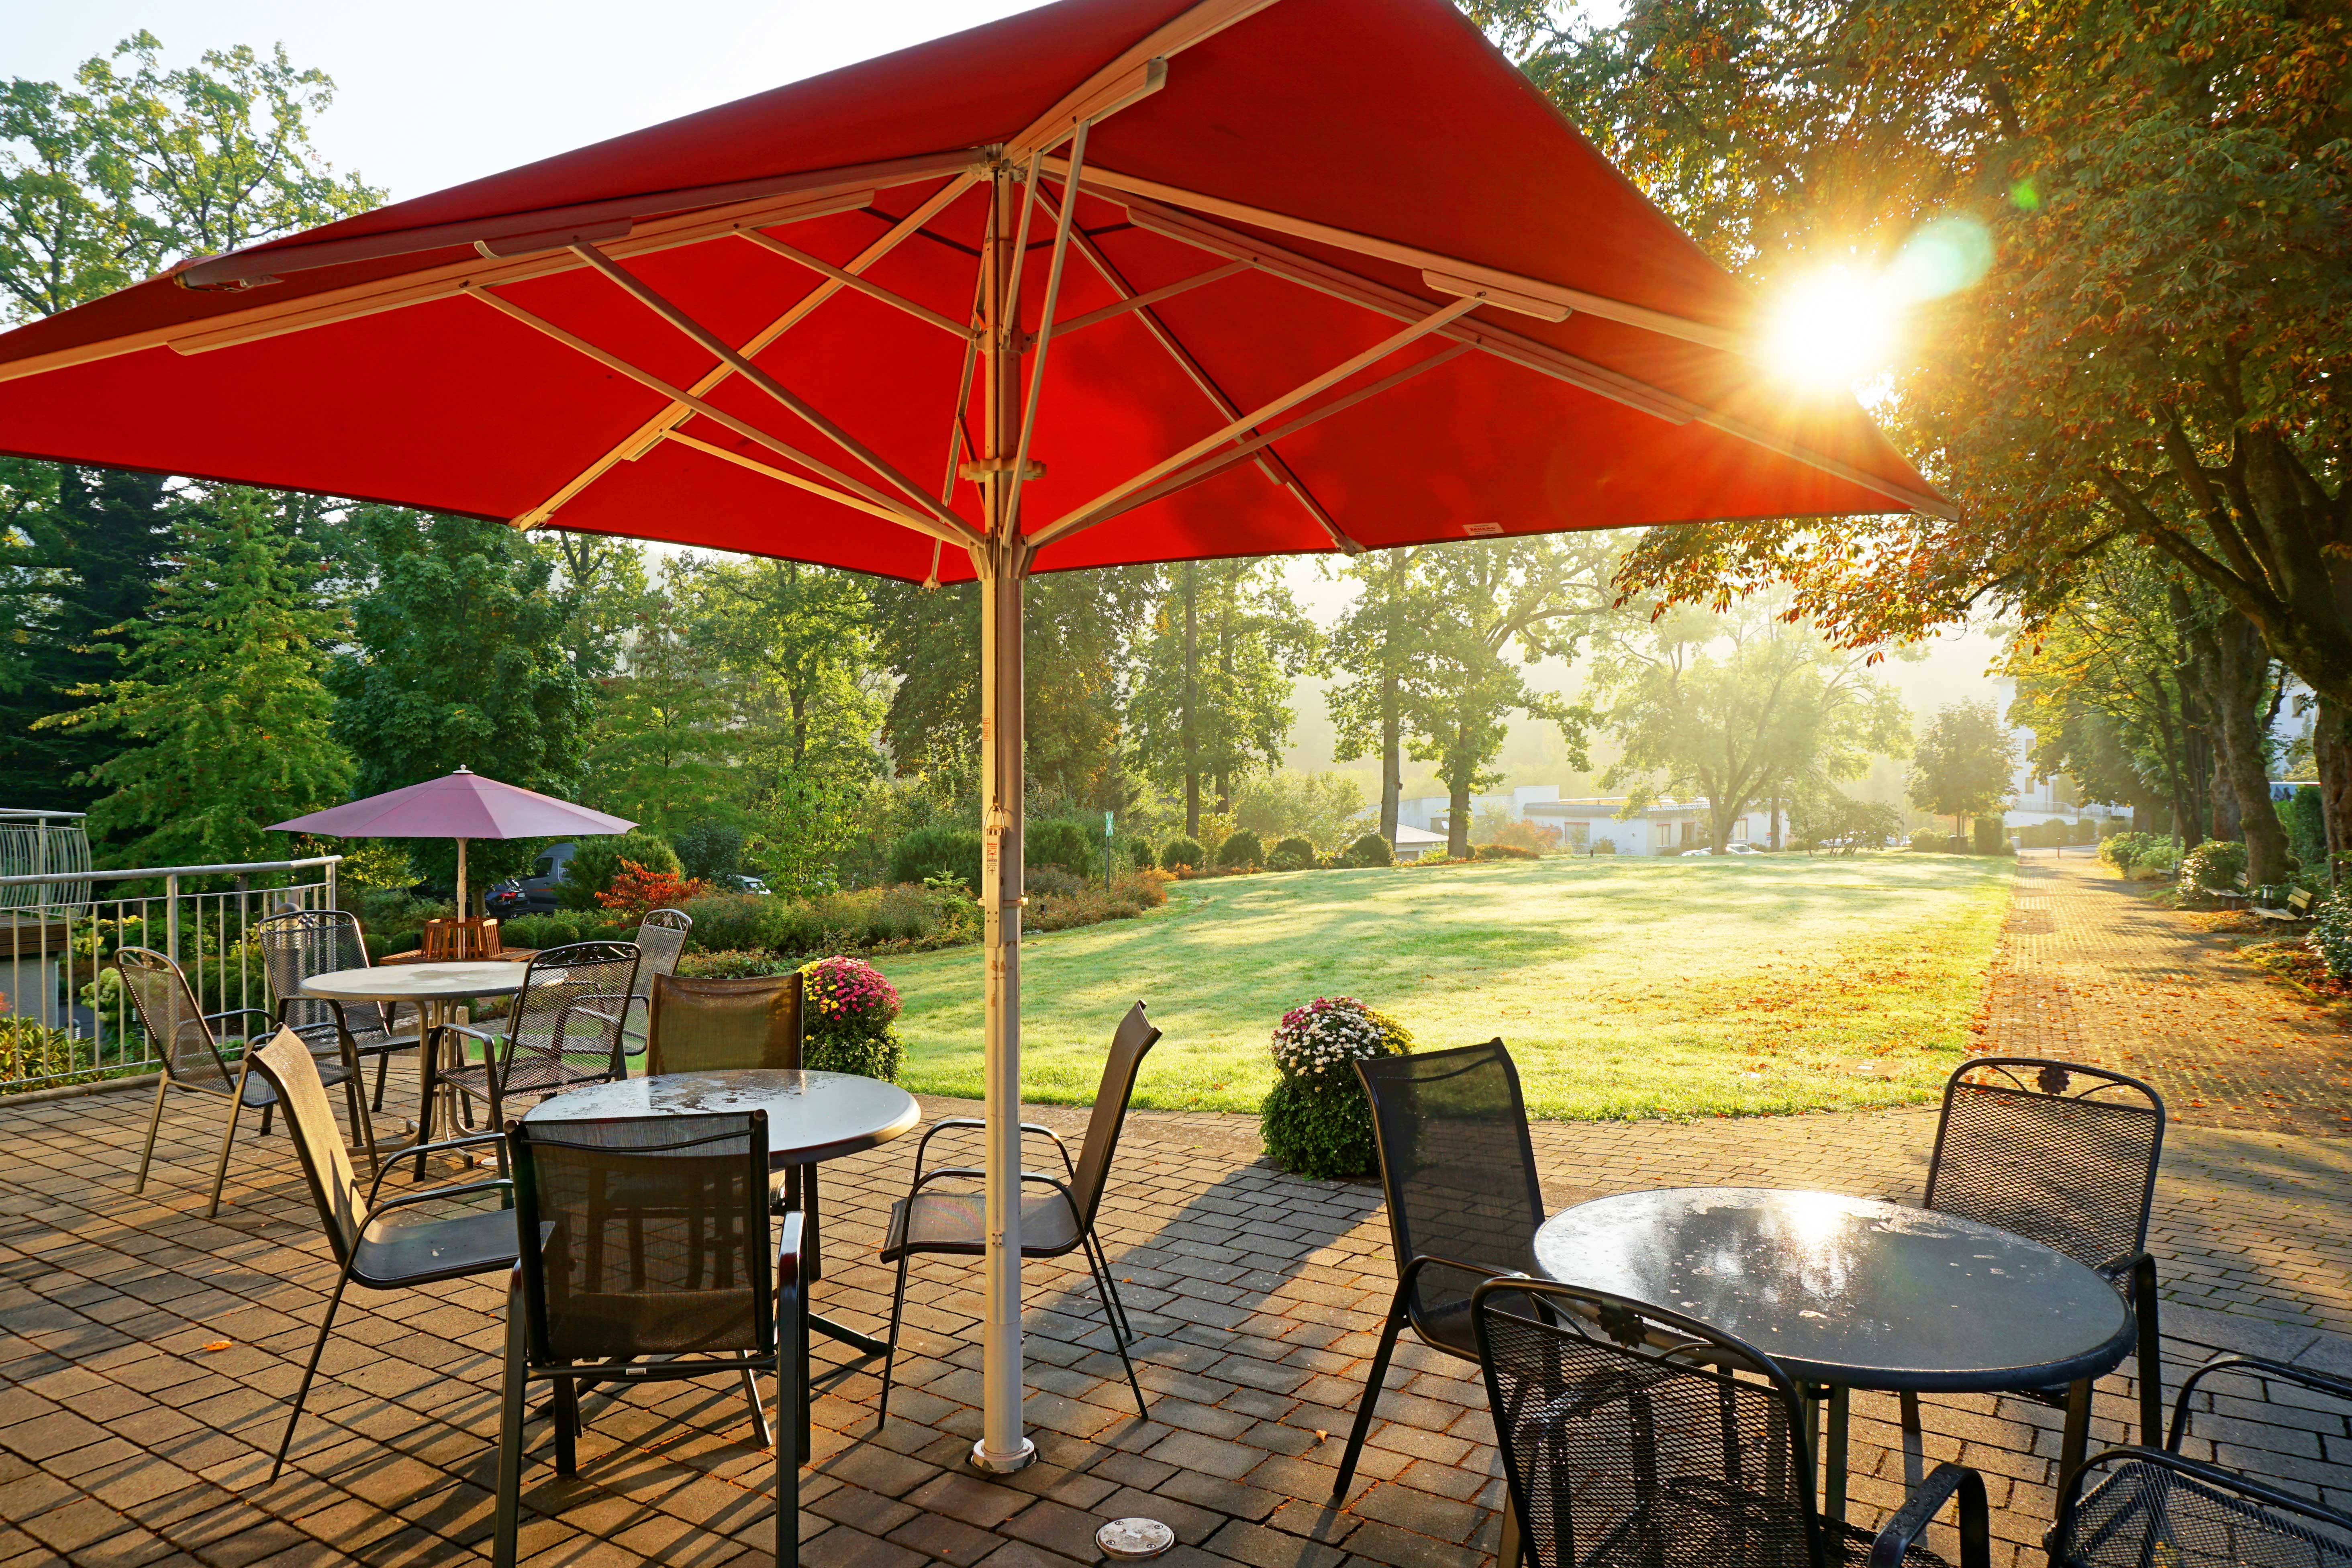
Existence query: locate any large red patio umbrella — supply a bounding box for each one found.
[0,0,1946,1469]
[268,768,637,913]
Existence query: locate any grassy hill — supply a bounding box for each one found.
[876,851,2014,1122]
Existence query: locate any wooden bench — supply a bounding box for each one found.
[2214,870,2253,909]
[2252,886,2315,924]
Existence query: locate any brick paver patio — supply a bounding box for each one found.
[2,859,2347,1568]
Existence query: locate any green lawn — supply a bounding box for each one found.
[877,852,2014,1122]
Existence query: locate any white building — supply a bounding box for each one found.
[1397,785,1776,855]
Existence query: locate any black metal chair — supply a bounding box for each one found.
[1332,1038,1546,1499]
[645,971,825,1270]
[1474,1276,1992,1568]
[617,906,692,1060]
[244,1028,518,1484]
[1922,1056,2167,1450]
[2050,1353,2352,1565]
[424,941,640,1170]
[878,1001,1160,1425]
[116,946,363,1218]
[254,907,421,1144]
[492,1110,807,1568]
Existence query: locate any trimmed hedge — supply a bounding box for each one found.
[888,825,984,891]
[1340,832,1393,868]
[1268,835,1317,872]
[1217,830,1265,868]
[1161,837,1205,871]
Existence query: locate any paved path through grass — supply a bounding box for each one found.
[879,853,2013,1119]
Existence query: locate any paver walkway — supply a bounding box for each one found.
[0,857,2346,1568]
[1984,853,2352,1137]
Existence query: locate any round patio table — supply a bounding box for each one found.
[527,1069,920,1356]
[1533,1187,2136,1522]
[302,961,531,1156]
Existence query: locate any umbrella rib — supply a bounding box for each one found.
[1039,190,1359,554]
[1004,121,1089,536]
[570,240,979,541]
[465,282,951,535]
[1031,294,1479,549]
[1050,259,1249,338]
[731,228,971,337]
[660,431,975,545]
[511,172,977,529]
[1059,339,1474,540]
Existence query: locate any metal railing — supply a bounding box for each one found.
[0,854,341,1096]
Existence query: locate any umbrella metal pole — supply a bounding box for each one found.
[972,158,1035,1476]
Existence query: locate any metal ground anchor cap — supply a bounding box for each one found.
[1096,1517,1176,1560]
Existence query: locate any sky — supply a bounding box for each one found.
[4,0,2005,782]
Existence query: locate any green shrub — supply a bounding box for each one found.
[799,956,902,1081]
[1340,832,1393,868]
[1126,839,1158,870]
[1260,997,1412,1180]
[1161,837,1205,871]
[557,831,681,910]
[2289,786,2327,869]
[502,913,584,951]
[1029,870,1170,931]
[0,1017,92,1088]
[1476,843,1539,861]
[1026,819,1099,879]
[1217,830,1265,869]
[1972,815,2009,854]
[678,892,784,953]
[1908,829,1943,853]
[2309,895,2352,980]
[1268,835,1317,872]
[1591,836,1617,855]
[2179,839,2247,894]
[672,820,747,882]
[888,826,983,892]
[2102,831,2156,872]
[2132,840,2183,880]
[676,950,795,979]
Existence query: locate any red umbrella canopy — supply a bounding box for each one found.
[268,769,635,841]
[0,0,1944,579]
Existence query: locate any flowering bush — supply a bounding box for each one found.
[2308,896,2352,981]
[1262,996,1411,1179]
[594,859,710,917]
[797,956,903,1081]
[2178,839,2246,896]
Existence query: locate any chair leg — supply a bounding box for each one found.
[803,1167,822,1285]
[492,1268,529,1568]
[1331,1280,1412,1500]
[260,1103,274,1137]
[552,1376,578,1476]
[272,1259,361,1483]
[876,1252,912,1430]
[1082,1242,1148,1420]
[342,1060,380,1176]
[739,1368,773,1451]
[2132,1256,2164,1447]
[133,1076,170,1194]
[206,1072,253,1219]
[776,1266,806,1567]
[412,1032,440,1182]
[1084,1227,1134,1345]
[371,1048,391,1113]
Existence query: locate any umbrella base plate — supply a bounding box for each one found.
[967,1437,1036,1475]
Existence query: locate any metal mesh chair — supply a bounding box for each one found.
[877,1001,1160,1425]
[1923,1056,2166,1446]
[2051,1354,2352,1565]
[618,907,692,1059]
[243,1028,517,1483]
[427,942,640,1161]
[493,1111,807,1568]
[1332,1039,1546,1498]
[117,946,361,1217]
[1474,1277,1991,1568]
[255,907,421,1133]
[647,971,825,1270]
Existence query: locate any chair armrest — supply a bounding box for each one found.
[367,1131,509,1206]
[202,1007,278,1039]
[774,1210,805,1292]
[442,1021,502,1047]
[908,1165,1072,1198]
[2054,1445,2352,1554]
[1869,1462,1989,1568]
[2168,1353,2352,1451]
[1401,1253,1521,1290]
[912,1118,1076,1184]
[364,1178,514,1223]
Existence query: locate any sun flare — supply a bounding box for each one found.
[1763,266,1899,390]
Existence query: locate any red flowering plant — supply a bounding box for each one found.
[796,956,902,1081]
[593,860,710,917]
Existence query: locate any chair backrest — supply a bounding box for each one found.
[1924,1056,2165,1270]
[509,1111,772,1364]
[1064,1002,1162,1231]
[115,947,235,1093]
[633,909,692,982]
[498,941,642,1074]
[244,1027,365,1265]
[1473,1276,1823,1568]
[646,972,803,1076]
[2062,1451,2352,1566]
[254,909,392,1042]
[1358,1040,1546,1334]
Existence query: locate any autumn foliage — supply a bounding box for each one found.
[593,859,709,916]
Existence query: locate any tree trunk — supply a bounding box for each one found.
[1446,770,1472,860]
[1180,562,1200,839]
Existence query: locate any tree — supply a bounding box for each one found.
[1909,701,2019,840]
[1399,537,1616,858]
[1593,601,1909,852]
[1324,549,1430,843]
[35,488,348,865]
[328,509,593,888]
[579,563,733,835]
[1128,560,1318,838]
[685,555,884,794]
[1231,770,1370,851]
[544,533,647,681]
[1520,0,2352,846]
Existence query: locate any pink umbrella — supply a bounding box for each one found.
[270,768,635,911]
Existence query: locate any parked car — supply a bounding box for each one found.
[486,841,576,917]
[1722,842,1764,855]
[722,874,773,897]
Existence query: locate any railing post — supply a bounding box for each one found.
[324,857,338,914]
[165,874,180,966]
